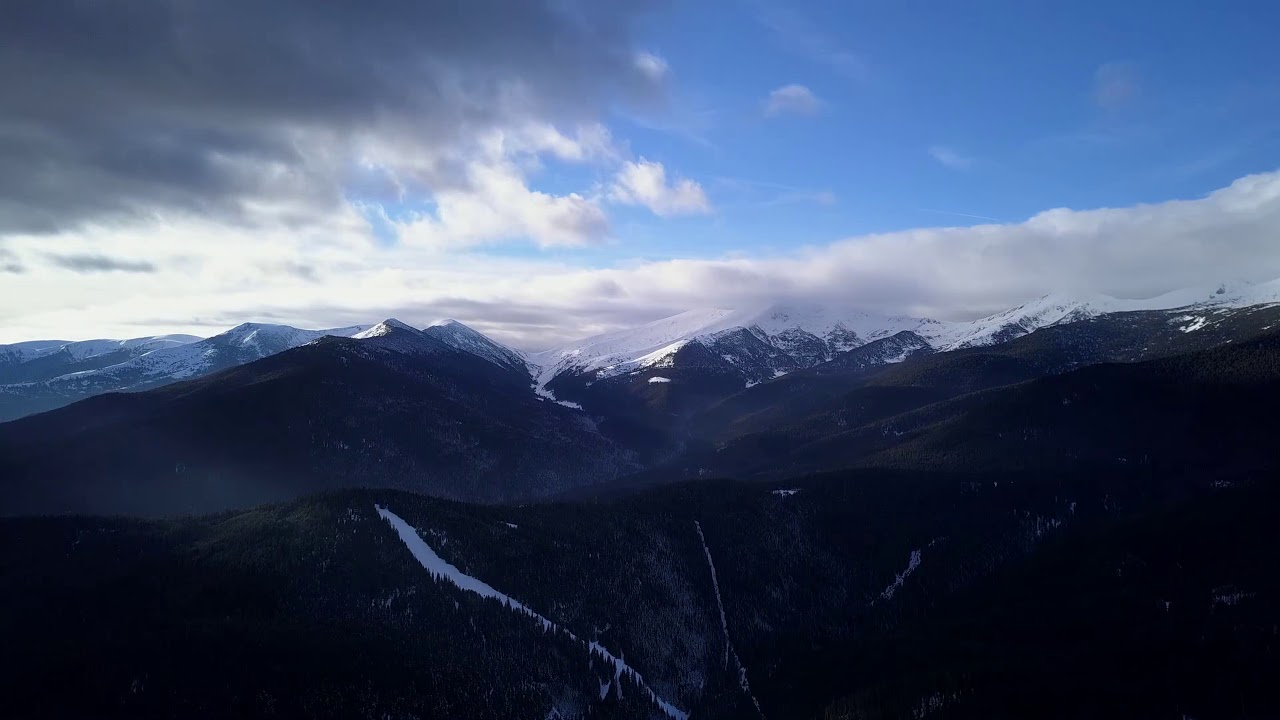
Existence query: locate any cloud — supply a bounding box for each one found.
[764,85,823,117]
[6,170,1280,348]
[1,263,23,274]
[928,145,973,169]
[0,0,665,238]
[633,52,669,82]
[389,127,613,249]
[609,159,712,217]
[44,253,157,273]
[1093,62,1140,110]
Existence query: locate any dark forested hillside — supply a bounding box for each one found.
[686,317,1280,482]
[771,330,1280,481]
[694,302,1280,448]
[1,307,1279,717]
[1,464,1275,719]
[0,327,637,516]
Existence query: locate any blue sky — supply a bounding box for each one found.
[4,0,1280,345]
[573,0,1280,260]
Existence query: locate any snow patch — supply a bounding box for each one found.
[1178,315,1208,332]
[647,376,672,384]
[533,385,584,410]
[771,489,800,497]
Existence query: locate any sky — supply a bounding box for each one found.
[2,0,1280,349]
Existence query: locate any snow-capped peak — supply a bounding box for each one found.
[924,293,1105,350]
[526,308,739,386]
[525,303,946,387]
[354,318,418,339]
[219,322,369,352]
[923,280,1280,351]
[423,319,527,371]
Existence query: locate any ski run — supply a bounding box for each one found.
[374,505,688,720]
[695,520,766,719]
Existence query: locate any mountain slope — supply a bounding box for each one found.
[0,333,200,385]
[0,323,367,422]
[532,279,1280,393]
[423,319,528,372]
[713,325,1280,481]
[529,304,940,389]
[0,322,634,516]
[1,466,1274,719]
[678,299,1280,472]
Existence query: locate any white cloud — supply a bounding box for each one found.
[395,166,609,250]
[928,145,973,169]
[609,159,712,217]
[633,52,670,83]
[359,123,617,249]
[764,84,822,117]
[6,170,1280,348]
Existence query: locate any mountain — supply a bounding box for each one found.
[532,279,1280,397]
[529,304,940,391]
[2,297,1279,717]
[0,319,634,516]
[3,280,1276,426]
[423,318,528,372]
[6,281,1280,513]
[522,284,1280,469]
[0,333,200,384]
[928,280,1280,350]
[695,313,1280,481]
[0,322,367,422]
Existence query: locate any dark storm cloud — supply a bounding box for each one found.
[0,0,663,235]
[44,254,158,273]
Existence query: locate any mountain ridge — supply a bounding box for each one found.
[5,279,1280,426]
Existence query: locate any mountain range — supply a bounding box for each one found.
[3,280,1280,517]
[5,280,1277,426]
[2,281,1279,718]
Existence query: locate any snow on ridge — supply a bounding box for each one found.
[736,302,939,346]
[0,334,202,364]
[527,308,736,386]
[928,280,1280,351]
[522,278,1280,391]
[695,521,766,719]
[424,319,527,370]
[354,318,417,339]
[375,505,688,720]
[17,323,368,390]
[526,304,936,389]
